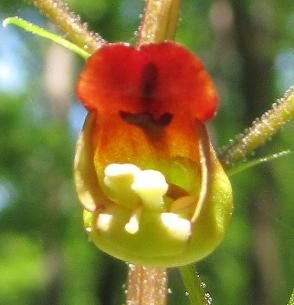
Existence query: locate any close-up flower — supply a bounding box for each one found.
[75,42,233,266]
[1,1,293,305]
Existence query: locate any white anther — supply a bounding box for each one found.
[104,163,140,178]
[104,163,140,189]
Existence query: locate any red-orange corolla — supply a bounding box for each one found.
[74,42,233,266]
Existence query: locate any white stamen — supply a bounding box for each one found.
[131,170,168,210]
[104,163,141,208]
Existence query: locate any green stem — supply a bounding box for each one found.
[180,265,208,305]
[227,150,292,176]
[3,17,89,59]
[32,0,105,54]
[219,86,294,169]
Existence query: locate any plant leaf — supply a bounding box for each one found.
[3,17,90,59]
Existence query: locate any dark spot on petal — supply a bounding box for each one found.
[157,112,173,126]
[120,111,172,128]
[141,63,158,100]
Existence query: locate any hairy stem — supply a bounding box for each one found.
[32,0,105,54]
[219,86,294,168]
[127,265,167,305]
[127,1,181,305]
[137,0,181,45]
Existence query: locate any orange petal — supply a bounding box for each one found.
[91,114,202,192]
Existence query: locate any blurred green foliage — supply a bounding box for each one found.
[0,1,293,305]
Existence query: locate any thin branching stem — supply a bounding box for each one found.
[219,86,294,169]
[227,150,292,176]
[3,17,90,59]
[32,0,105,54]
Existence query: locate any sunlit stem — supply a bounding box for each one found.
[220,86,294,169]
[32,0,105,54]
[127,265,167,305]
[137,0,181,45]
[127,1,182,305]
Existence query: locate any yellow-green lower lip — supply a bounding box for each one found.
[74,113,233,267]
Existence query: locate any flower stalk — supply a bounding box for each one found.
[127,1,181,305]
[127,265,167,305]
[220,86,294,169]
[32,0,105,53]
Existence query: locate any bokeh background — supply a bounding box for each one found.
[0,1,293,305]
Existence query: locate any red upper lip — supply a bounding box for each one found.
[77,42,218,122]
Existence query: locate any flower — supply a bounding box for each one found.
[75,42,233,267]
